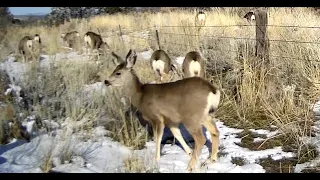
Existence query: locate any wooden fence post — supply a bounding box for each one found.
[255,9,270,63]
[154,24,161,50]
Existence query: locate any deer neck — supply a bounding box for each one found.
[124,70,143,108]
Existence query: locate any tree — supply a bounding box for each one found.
[0,7,13,27]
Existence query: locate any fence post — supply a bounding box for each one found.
[154,24,161,50]
[118,24,125,48]
[255,9,270,63]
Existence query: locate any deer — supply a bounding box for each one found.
[182,51,206,78]
[84,31,110,61]
[104,49,221,171]
[195,10,206,33]
[150,49,180,82]
[18,34,42,63]
[61,30,81,50]
[243,11,255,23]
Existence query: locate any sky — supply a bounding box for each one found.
[9,7,52,15]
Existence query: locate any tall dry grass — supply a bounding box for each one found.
[1,7,320,167]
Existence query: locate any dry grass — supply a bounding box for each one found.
[1,7,320,171]
[122,152,159,173]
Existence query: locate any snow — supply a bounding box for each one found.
[0,120,296,173]
[138,49,153,60]
[1,50,319,173]
[175,56,185,65]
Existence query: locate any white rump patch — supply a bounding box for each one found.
[251,15,255,21]
[34,36,40,42]
[189,60,201,77]
[152,60,165,76]
[26,40,33,49]
[84,35,91,46]
[204,91,220,115]
[198,14,206,22]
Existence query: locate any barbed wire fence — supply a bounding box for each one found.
[100,9,320,68]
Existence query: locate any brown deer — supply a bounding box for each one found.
[243,11,255,23]
[18,34,42,63]
[61,30,81,50]
[195,10,206,33]
[182,51,205,78]
[104,49,221,171]
[150,49,178,82]
[84,31,110,61]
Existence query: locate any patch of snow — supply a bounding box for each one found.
[249,128,279,138]
[294,100,320,173]
[175,56,185,65]
[141,121,294,173]
[21,120,35,135]
[138,50,153,60]
[51,164,97,173]
[253,137,265,142]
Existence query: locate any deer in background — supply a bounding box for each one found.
[195,10,206,33]
[61,30,81,50]
[150,49,180,82]
[84,31,110,61]
[244,11,255,23]
[18,34,42,63]
[182,51,206,78]
[104,49,221,171]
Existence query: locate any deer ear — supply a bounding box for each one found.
[125,49,137,69]
[111,52,124,66]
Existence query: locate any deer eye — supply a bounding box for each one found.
[116,72,121,76]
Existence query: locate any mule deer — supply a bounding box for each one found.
[104,49,221,171]
[195,11,206,33]
[61,30,80,50]
[182,51,205,78]
[244,11,255,23]
[150,50,178,82]
[18,34,42,63]
[84,31,110,61]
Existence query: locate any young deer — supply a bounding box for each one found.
[18,34,42,63]
[84,31,110,61]
[150,49,177,82]
[182,51,205,78]
[195,11,206,33]
[243,11,255,23]
[61,30,80,50]
[104,49,221,171]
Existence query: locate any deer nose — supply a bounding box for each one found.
[194,71,199,76]
[104,80,111,86]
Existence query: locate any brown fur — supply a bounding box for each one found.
[61,31,80,49]
[150,50,175,82]
[195,11,206,32]
[18,34,41,63]
[182,51,205,78]
[244,11,255,22]
[105,49,221,171]
[84,31,110,60]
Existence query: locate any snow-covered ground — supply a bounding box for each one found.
[0,51,320,173]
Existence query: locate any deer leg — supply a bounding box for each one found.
[152,121,165,161]
[203,117,220,162]
[169,126,192,157]
[186,126,206,172]
[22,54,26,63]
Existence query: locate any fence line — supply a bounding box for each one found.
[124,34,320,62]
[158,24,320,29]
[100,21,320,63]
[157,32,320,45]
